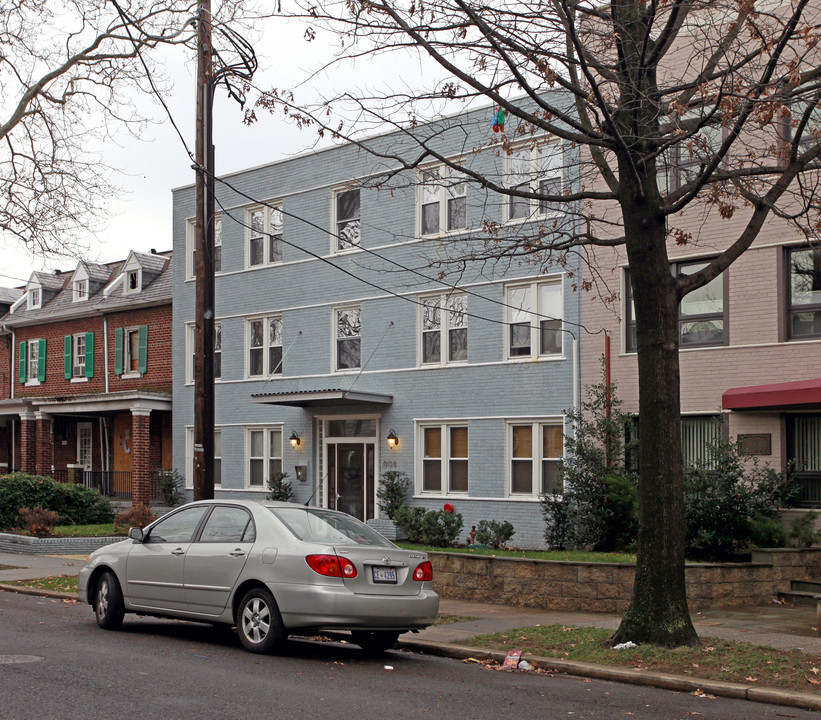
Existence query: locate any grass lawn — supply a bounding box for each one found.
[50,524,121,537]
[5,575,78,593]
[462,624,821,692]
[396,543,637,564]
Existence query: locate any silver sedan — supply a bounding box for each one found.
[78,500,439,654]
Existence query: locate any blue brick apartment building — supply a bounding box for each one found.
[172,102,580,548]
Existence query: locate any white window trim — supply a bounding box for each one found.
[331,185,362,254]
[122,326,142,379]
[26,339,42,384]
[245,314,283,379]
[185,219,195,281]
[186,321,222,384]
[123,269,142,295]
[72,333,86,378]
[418,291,468,366]
[28,288,41,310]
[73,280,88,303]
[505,277,565,361]
[416,421,470,497]
[244,425,284,490]
[332,304,361,373]
[245,204,282,269]
[185,426,222,489]
[505,419,565,499]
[504,140,564,223]
[417,163,468,237]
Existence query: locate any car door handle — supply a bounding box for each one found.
[171,548,186,556]
[229,549,246,557]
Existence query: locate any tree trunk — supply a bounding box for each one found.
[609,196,699,647]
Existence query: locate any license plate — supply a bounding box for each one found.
[371,566,397,584]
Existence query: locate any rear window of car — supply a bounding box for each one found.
[270,507,393,547]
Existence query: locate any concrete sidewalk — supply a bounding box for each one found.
[2,549,820,711]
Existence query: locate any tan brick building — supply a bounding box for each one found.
[0,251,173,506]
[581,204,821,510]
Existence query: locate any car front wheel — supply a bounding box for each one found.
[236,587,285,654]
[94,570,125,630]
[350,630,400,654]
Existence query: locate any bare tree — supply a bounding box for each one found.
[0,0,248,260]
[253,0,821,646]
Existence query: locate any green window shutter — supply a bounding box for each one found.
[64,336,73,379]
[137,325,148,373]
[37,339,46,382]
[114,328,124,375]
[18,341,26,384]
[85,332,94,378]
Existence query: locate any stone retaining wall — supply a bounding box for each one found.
[0,532,123,555]
[430,548,821,612]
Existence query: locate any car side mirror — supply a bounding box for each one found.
[128,527,145,542]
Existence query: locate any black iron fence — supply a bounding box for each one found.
[51,469,162,502]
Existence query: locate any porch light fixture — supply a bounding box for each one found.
[289,431,301,448]
[387,429,399,448]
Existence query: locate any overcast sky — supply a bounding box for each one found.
[1,13,394,288]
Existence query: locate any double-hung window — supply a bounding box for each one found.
[186,322,221,382]
[787,246,821,339]
[28,288,41,310]
[334,188,360,251]
[419,424,469,494]
[420,293,468,364]
[248,205,283,268]
[65,332,94,379]
[509,421,564,496]
[506,279,563,359]
[213,215,223,273]
[186,213,223,278]
[186,427,222,488]
[507,142,563,221]
[247,316,283,377]
[625,260,725,351]
[114,326,148,376]
[335,306,361,370]
[74,280,88,302]
[420,167,467,235]
[247,427,283,489]
[19,339,46,383]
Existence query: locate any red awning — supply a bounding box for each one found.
[722,379,821,410]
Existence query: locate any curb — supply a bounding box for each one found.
[396,639,821,713]
[1,582,818,713]
[0,583,79,601]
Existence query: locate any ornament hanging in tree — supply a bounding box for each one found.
[492,107,506,133]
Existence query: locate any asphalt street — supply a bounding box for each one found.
[1,591,819,720]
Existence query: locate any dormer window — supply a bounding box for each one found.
[28,288,41,310]
[125,269,141,294]
[74,279,88,302]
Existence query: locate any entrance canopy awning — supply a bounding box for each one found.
[251,389,393,408]
[722,378,821,410]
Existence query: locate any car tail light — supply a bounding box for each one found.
[306,554,357,578]
[413,561,433,582]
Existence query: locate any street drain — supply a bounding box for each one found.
[0,655,43,664]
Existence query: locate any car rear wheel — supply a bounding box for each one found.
[94,570,124,630]
[236,587,285,654]
[351,630,400,654]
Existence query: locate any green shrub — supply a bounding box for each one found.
[0,473,114,529]
[394,506,426,543]
[377,470,410,520]
[684,445,797,561]
[748,515,787,549]
[114,504,157,532]
[156,469,184,507]
[266,471,294,502]
[475,519,516,548]
[420,509,464,547]
[789,511,821,548]
[16,507,60,536]
[540,378,638,552]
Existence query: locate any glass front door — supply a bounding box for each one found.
[327,442,375,521]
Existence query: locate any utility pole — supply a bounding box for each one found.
[193,0,215,500]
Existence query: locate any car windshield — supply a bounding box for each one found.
[270,507,394,547]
